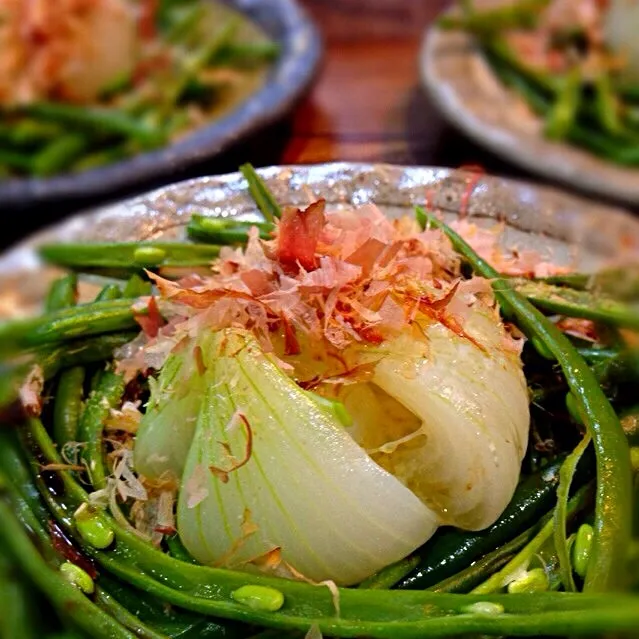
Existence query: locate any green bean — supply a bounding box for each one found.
[507,568,549,594]
[428,528,530,594]
[78,370,125,490]
[437,0,549,32]
[485,38,557,95]
[164,18,239,110]
[6,119,61,147]
[576,347,619,365]
[93,588,169,639]
[45,274,79,312]
[239,163,281,223]
[231,586,285,613]
[0,461,53,566]
[537,273,591,290]
[554,435,592,592]
[187,215,272,244]
[573,523,594,579]
[215,41,281,66]
[0,147,34,173]
[0,544,42,639]
[417,209,633,593]
[0,429,54,542]
[481,37,639,164]
[39,331,139,381]
[45,273,87,447]
[0,484,136,639]
[99,72,134,100]
[53,366,86,446]
[21,418,639,638]
[39,242,220,271]
[95,284,123,301]
[489,54,551,115]
[123,274,152,298]
[544,67,582,141]
[396,453,593,589]
[60,563,95,595]
[72,144,133,173]
[74,506,115,550]
[358,555,420,590]
[589,350,639,390]
[472,484,590,594]
[165,534,199,564]
[165,2,209,44]
[96,573,251,639]
[446,556,521,595]
[583,265,639,302]
[514,280,639,331]
[0,299,137,356]
[568,125,639,165]
[594,71,622,135]
[33,134,89,177]
[18,102,165,147]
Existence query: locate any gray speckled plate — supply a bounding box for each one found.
[0,0,322,208]
[2,162,639,318]
[421,4,639,205]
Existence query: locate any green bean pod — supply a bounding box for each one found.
[20,102,165,148]
[95,284,124,302]
[187,215,272,244]
[33,134,88,177]
[38,242,220,271]
[45,274,79,312]
[396,454,593,589]
[0,299,138,357]
[239,164,282,223]
[514,280,639,332]
[79,371,125,490]
[53,366,86,447]
[0,486,136,639]
[19,417,639,639]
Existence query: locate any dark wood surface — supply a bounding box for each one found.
[1,0,604,250]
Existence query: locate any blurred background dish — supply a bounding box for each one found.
[421,0,639,206]
[0,0,321,208]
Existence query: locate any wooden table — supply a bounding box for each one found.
[2,0,572,248]
[279,0,534,176]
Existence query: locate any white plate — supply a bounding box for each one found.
[420,6,639,205]
[1,162,638,318]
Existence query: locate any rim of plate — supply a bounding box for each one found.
[0,0,322,208]
[2,162,639,317]
[3,161,639,271]
[420,16,639,206]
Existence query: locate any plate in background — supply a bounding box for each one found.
[2,162,638,318]
[0,0,322,209]
[420,5,639,206]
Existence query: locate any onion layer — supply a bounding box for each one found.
[176,329,439,585]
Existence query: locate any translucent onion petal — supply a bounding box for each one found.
[347,307,530,531]
[176,329,438,585]
[134,346,206,481]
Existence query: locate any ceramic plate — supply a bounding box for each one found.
[421,4,639,205]
[0,0,322,208]
[2,162,639,318]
